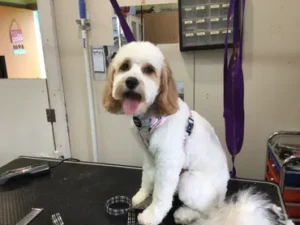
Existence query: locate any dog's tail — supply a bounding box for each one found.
[195,188,294,225]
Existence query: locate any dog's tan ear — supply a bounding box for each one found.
[103,64,122,114]
[154,61,178,116]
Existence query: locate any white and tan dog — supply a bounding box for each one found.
[103,41,293,225]
[103,41,229,225]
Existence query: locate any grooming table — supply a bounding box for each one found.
[0,157,286,225]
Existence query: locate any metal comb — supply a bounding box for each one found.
[51,213,65,225]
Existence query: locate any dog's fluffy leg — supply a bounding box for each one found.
[178,170,228,212]
[138,156,183,225]
[132,152,155,207]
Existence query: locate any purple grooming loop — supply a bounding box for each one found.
[224,0,245,177]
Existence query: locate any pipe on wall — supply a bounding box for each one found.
[78,0,99,162]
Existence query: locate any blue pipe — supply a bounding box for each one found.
[79,0,86,19]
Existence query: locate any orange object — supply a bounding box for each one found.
[284,189,300,202]
[286,203,300,218]
[266,160,280,184]
[266,172,279,184]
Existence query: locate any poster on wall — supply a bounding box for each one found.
[13,44,26,55]
[112,16,128,48]
[92,44,119,81]
[10,19,26,55]
[9,19,23,43]
[91,47,105,73]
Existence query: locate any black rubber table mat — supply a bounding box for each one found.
[0,157,285,225]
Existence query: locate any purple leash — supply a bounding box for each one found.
[109,0,136,43]
[224,0,246,178]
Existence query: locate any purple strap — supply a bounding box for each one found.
[223,0,245,178]
[109,0,135,43]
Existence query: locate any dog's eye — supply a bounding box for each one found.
[120,62,130,71]
[143,66,155,74]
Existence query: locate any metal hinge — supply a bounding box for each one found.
[46,109,56,123]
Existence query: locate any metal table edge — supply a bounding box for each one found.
[230,177,287,215]
[17,156,142,170]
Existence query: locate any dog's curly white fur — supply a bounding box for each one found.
[102,41,291,225]
[191,188,295,225]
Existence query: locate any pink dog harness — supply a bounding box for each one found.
[133,113,194,147]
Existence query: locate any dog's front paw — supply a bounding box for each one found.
[174,206,200,224]
[138,205,162,225]
[132,190,149,207]
[138,207,158,225]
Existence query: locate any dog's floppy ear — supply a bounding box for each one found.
[153,61,178,116]
[103,64,122,114]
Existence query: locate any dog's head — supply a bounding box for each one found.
[103,42,178,116]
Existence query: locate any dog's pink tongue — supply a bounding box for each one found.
[123,98,140,114]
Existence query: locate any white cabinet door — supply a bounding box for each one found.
[0,79,55,166]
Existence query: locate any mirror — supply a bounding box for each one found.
[112,3,179,46]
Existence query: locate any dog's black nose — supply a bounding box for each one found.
[125,77,139,90]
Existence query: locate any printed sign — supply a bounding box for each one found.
[112,16,119,39]
[184,20,193,24]
[196,19,205,23]
[197,32,206,36]
[13,44,26,55]
[210,31,220,35]
[196,6,205,10]
[9,19,23,43]
[211,18,220,22]
[91,47,105,73]
[185,33,194,37]
[210,4,220,9]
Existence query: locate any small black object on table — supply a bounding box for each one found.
[0,156,286,225]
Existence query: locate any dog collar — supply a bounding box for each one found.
[133,115,168,146]
[133,112,194,147]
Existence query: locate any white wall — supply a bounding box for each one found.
[53,0,300,179]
